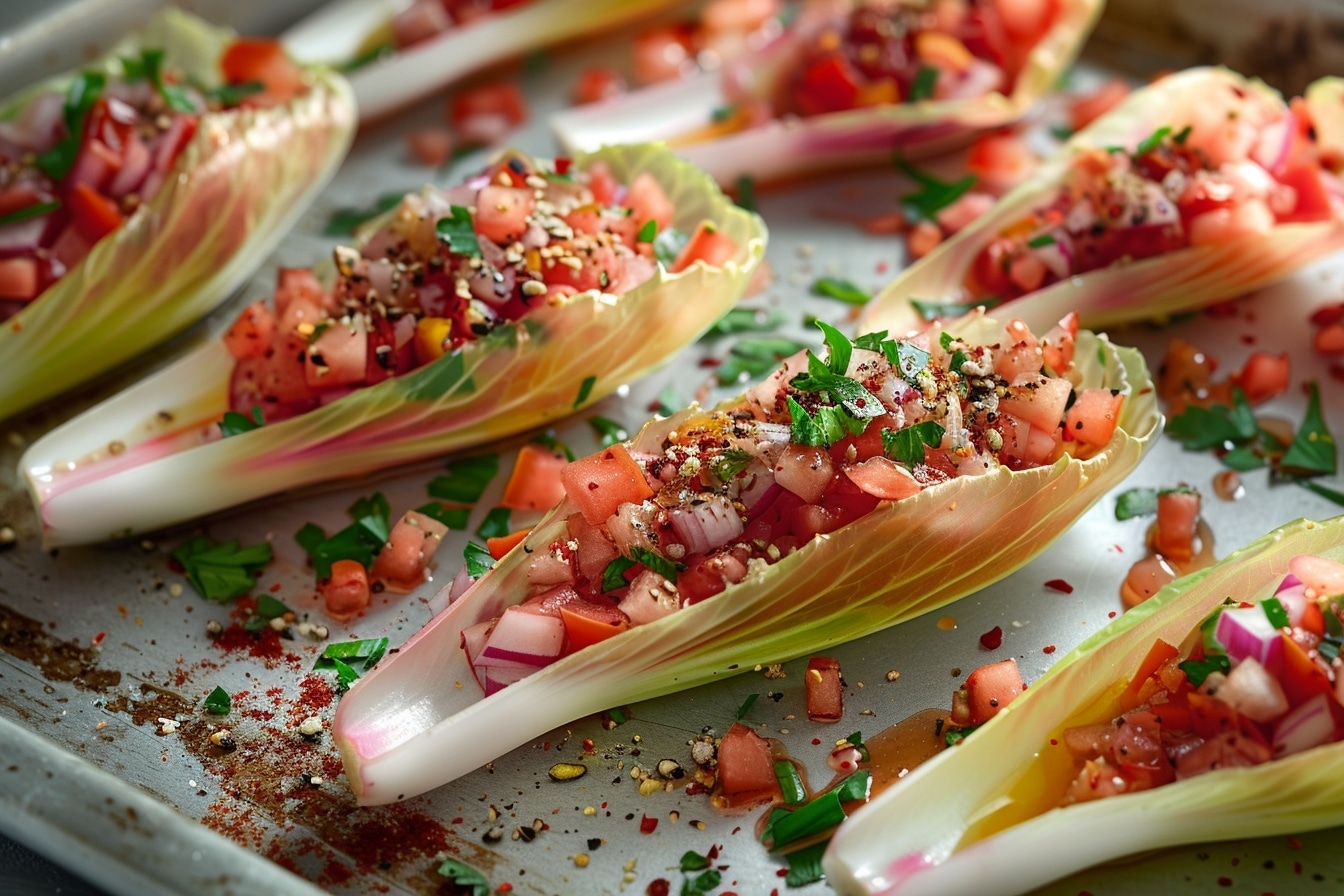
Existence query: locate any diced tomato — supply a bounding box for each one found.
[558,602,630,653]
[474,185,535,244]
[1119,639,1180,711]
[624,172,675,235]
[1067,79,1130,132]
[1187,199,1275,247]
[369,510,449,593]
[1315,322,1344,354]
[795,55,863,117]
[223,301,275,361]
[1153,489,1200,562]
[220,38,305,105]
[631,26,693,85]
[1040,312,1078,373]
[1278,633,1334,708]
[998,375,1071,432]
[963,658,1026,725]
[502,443,569,510]
[716,723,782,808]
[584,160,621,206]
[1276,160,1334,223]
[486,527,532,560]
[571,66,627,105]
[805,656,844,723]
[670,221,737,273]
[449,81,528,131]
[561,443,655,526]
[322,559,372,620]
[405,127,455,167]
[1064,388,1124,449]
[1230,351,1289,404]
[305,316,368,388]
[842,455,922,500]
[992,0,1057,43]
[0,258,40,301]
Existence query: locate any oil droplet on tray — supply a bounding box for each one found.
[936,616,957,630]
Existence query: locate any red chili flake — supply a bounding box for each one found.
[554,157,572,175]
[269,582,282,592]
[876,260,889,273]
[1287,836,1303,850]
[811,737,822,745]
[1044,578,1074,594]
[699,357,723,368]
[1113,544,1124,553]
[639,814,658,834]
[1240,334,1256,345]
[582,738,596,753]
[684,781,708,795]
[646,879,671,896]
[1050,738,1058,745]
[1108,611,1117,618]
[776,869,789,877]
[90,631,106,647]
[1217,877,1233,887]
[1043,644,1057,654]
[978,626,1003,650]
[1310,302,1344,327]
[497,885,513,894]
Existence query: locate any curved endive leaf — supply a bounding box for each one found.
[551,0,1103,186]
[20,143,766,546]
[0,8,356,422]
[283,0,684,122]
[330,315,1159,806]
[824,515,1344,896]
[860,67,1344,337]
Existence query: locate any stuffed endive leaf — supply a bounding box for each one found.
[0,8,355,422]
[824,515,1344,896]
[860,67,1344,337]
[331,312,1158,806]
[551,0,1102,186]
[282,0,682,122]
[20,143,765,547]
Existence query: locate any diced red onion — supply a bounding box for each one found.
[526,548,576,587]
[1272,692,1339,757]
[1251,109,1295,175]
[460,618,495,667]
[106,134,151,199]
[669,495,743,555]
[479,606,564,665]
[1214,605,1284,672]
[1214,656,1289,723]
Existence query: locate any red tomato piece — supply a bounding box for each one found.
[67,181,124,244]
[561,443,655,526]
[222,300,275,361]
[474,184,535,244]
[805,656,844,722]
[571,66,627,105]
[795,55,863,117]
[486,527,532,561]
[322,559,372,620]
[0,257,39,301]
[1153,489,1201,562]
[220,38,305,105]
[1064,388,1124,449]
[370,510,449,593]
[405,127,455,167]
[963,658,1026,725]
[449,81,528,130]
[670,221,738,273]
[631,26,693,85]
[1230,351,1289,404]
[558,602,629,653]
[716,723,782,808]
[624,172,675,235]
[502,443,569,510]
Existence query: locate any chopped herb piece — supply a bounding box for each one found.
[1135,125,1172,156]
[712,446,753,482]
[348,492,392,543]
[1222,445,1267,472]
[476,507,511,540]
[775,759,806,805]
[1114,487,1158,520]
[323,192,403,235]
[1026,233,1057,248]
[655,384,682,417]
[534,432,575,462]
[589,415,626,447]
[436,858,489,896]
[895,156,977,221]
[1049,123,1074,141]
[427,455,499,504]
[909,65,938,101]
[1165,389,1258,451]
[203,686,231,715]
[295,493,392,580]
[573,374,597,409]
[705,307,784,337]
[788,395,825,447]
[129,49,195,112]
[882,422,945,467]
[630,545,681,583]
[737,693,760,720]
[243,593,293,632]
[679,850,710,872]
[1262,596,1291,629]
[340,42,394,73]
[202,79,264,106]
[219,405,264,438]
[843,730,871,762]
[765,770,871,848]
[636,219,657,242]
[939,332,955,351]
[1279,383,1337,477]
[710,104,736,123]
[784,842,828,887]
[911,294,1001,320]
[1302,480,1344,508]
[736,174,756,213]
[414,502,471,530]
[653,226,690,267]
[1173,124,1192,144]
[464,541,495,577]
[683,870,721,895]
[436,204,482,256]
[945,724,977,746]
[171,535,273,603]
[891,340,931,383]
[1179,653,1230,688]
[601,556,637,592]
[810,277,871,306]
[0,199,60,227]
[716,337,809,385]
[35,72,106,180]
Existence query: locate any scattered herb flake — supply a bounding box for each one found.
[436,858,489,896]
[896,156,977,221]
[736,174,756,213]
[427,455,499,504]
[1279,382,1337,477]
[203,686,231,715]
[476,507,512,540]
[909,65,938,101]
[171,535,273,603]
[636,218,657,242]
[324,192,404,236]
[414,502,471,530]
[600,556,638,592]
[574,374,597,409]
[704,307,785,337]
[464,541,495,577]
[1027,233,1057,248]
[35,72,106,180]
[630,545,681,583]
[0,199,60,227]
[589,415,627,447]
[1165,390,1258,451]
[436,204,482,256]
[882,422,945,467]
[737,693,760,720]
[784,842,828,887]
[810,276,871,306]
[910,294,1001,320]
[219,405,265,438]
[1114,487,1158,520]
[716,337,809,385]
[1135,125,1172,156]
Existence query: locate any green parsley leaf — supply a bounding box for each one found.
[427,455,499,504]
[244,593,294,632]
[1222,444,1268,472]
[1049,123,1074,141]
[340,43,393,73]
[202,79,264,106]
[1262,596,1291,629]
[1173,124,1192,144]
[908,65,938,101]
[294,493,392,580]
[679,850,710,872]
[704,307,784,337]
[715,337,808,385]
[630,546,681,583]
[652,226,690,267]
[655,384,682,417]
[945,724,977,746]
[817,320,851,375]
[895,156,977,221]
[736,174,756,213]
[35,72,106,180]
[636,219,657,242]
[204,686,231,715]
[171,535,273,603]
[436,858,489,896]
[219,405,264,438]
[788,395,825,446]
[315,637,388,676]
[783,842,828,887]
[348,492,392,543]
[737,693,759,720]
[1179,653,1230,688]
[464,541,495,577]
[323,192,403,236]
[882,422,945,467]
[712,446,753,482]
[1026,233,1057,248]
[1279,382,1337,477]
[414,501,471,530]
[1302,480,1344,509]
[574,374,597,409]
[910,294,1001,321]
[683,869,722,895]
[710,104,736,123]
[589,415,627,447]
[0,199,60,227]
[810,276,870,306]
[436,204,482,256]
[891,340,931,384]
[476,507,511,540]
[1114,487,1158,520]
[1135,125,1172,156]
[601,556,638,592]
[1166,389,1258,451]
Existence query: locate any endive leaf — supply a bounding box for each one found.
[860,67,1344,337]
[329,314,1159,806]
[20,142,767,546]
[823,516,1344,896]
[551,0,1103,186]
[0,8,356,422]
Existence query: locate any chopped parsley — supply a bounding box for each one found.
[636,218,657,242]
[475,507,512,540]
[715,337,808,385]
[427,455,499,504]
[783,842,828,887]
[589,415,627,447]
[244,593,293,632]
[435,204,482,256]
[171,534,273,602]
[705,307,784,337]
[294,492,392,580]
[809,276,871,305]
[201,79,264,107]
[1026,233,1057,248]
[736,174,756,213]
[323,192,404,236]
[314,638,389,691]
[35,71,106,180]
[737,693,760,720]
[1135,125,1172,156]
[0,200,60,227]
[573,374,597,409]
[882,421,945,467]
[463,541,495,577]
[712,446,753,482]
[908,65,938,101]
[910,294,1001,320]
[896,156,976,221]
[203,686,232,715]
[1279,383,1336,477]
[629,545,681,583]
[122,48,194,112]
[601,555,638,592]
[414,502,471,531]
[219,405,264,438]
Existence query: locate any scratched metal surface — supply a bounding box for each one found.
[2,4,1344,896]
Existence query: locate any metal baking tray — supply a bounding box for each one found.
[2,3,1344,894]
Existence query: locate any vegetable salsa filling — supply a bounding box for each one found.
[459,312,1123,695]
[965,85,1343,305]
[0,41,305,314]
[224,151,735,424]
[1059,554,1344,803]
